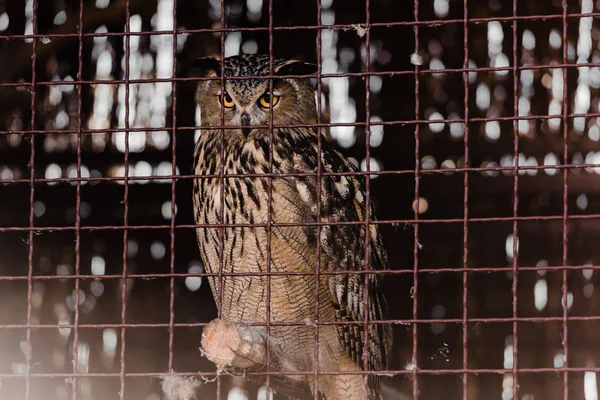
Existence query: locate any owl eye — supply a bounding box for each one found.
[258,92,281,108]
[217,91,235,108]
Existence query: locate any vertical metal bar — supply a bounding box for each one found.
[461,0,470,397]
[216,1,227,398]
[266,0,274,395]
[314,0,323,397]
[560,1,569,398]
[168,0,178,373]
[412,0,421,397]
[120,0,132,397]
[24,1,38,399]
[511,0,520,397]
[71,0,86,397]
[362,0,373,398]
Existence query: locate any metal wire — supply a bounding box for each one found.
[1,0,600,399]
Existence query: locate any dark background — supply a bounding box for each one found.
[1,0,599,399]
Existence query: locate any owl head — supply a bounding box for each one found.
[193,54,318,138]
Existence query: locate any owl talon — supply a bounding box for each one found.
[200,318,267,370]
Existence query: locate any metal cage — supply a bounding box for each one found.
[0,0,599,399]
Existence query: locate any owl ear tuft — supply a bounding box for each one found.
[275,61,318,77]
[192,56,222,77]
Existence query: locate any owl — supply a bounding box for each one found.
[192,54,392,400]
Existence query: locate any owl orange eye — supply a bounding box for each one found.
[218,91,235,108]
[258,92,280,108]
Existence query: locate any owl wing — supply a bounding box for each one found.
[283,133,393,377]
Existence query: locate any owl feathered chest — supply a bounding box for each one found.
[192,132,313,226]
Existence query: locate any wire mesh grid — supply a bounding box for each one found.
[0,0,599,399]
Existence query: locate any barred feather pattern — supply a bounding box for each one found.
[192,54,392,400]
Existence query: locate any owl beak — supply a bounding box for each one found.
[240,112,251,137]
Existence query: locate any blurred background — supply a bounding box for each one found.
[1,0,600,399]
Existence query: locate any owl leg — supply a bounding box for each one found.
[317,354,369,400]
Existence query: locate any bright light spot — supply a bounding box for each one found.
[534,279,548,311]
[161,201,178,219]
[225,32,242,57]
[321,0,334,8]
[133,161,153,184]
[11,363,27,374]
[554,352,565,368]
[583,265,594,280]
[584,283,594,298]
[487,21,504,56]
[504,344,514,369]
[242,40,258,54]
[410,53,423,66]
[76,343,90,373]
[433,0,449,18]
[449,113,464,140]
[57,264,70,276]
[247,0,263,13]
[369,76,383,94]
[96,0,110,8]
[584,371,598,400]
[440,159,456,175]
[45,163,62,186]
[548,99,562,132]
[521,69,534,86]
[0,13,10,31]
[257,386,274,400]
[492,53,510,76]
[328,77,357,148]
[485,121,501,142]
[34,201,46,217]
[564,291,574,310]
[360,158,382,179]
[549,29,561,49]
[151,131,170,150]
[113,131,146,153]
[154,161,177,183]
[228,388,249,400]
[421,155,437,170]
[589,125,600,142]
[103,328,118,355]
[522,29,536,51]
[577,194,588,211]
[91,280,104,297]
[150,241,166,260]
[24,20,33,43]
[321,10,339,27]
[91,256,106,276]
[518,97,530,117]
[96,50,113,78]
[468,59,477,83]
[405,360,418,371]
[58,317,72,339]
[505,234,519,261]
[481,161,500,177]
[186,262,204,292]
[476,83,491,111]
[53,11,67,25]
[537,259,548,276]
[369,116,384,147]
[428,112,445,133]
[128,239,139,258]
[412,197,429,214]
[543,153,558,176]
[429,57,445,73]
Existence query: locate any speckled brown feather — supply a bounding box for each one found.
[192,54,392,399]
